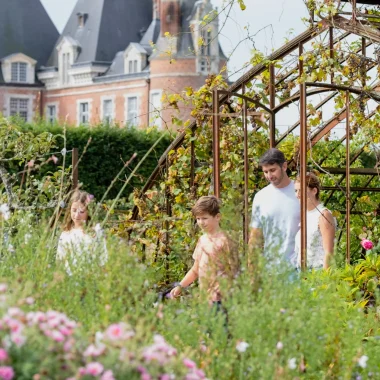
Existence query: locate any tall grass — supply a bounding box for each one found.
[1,218,380,379]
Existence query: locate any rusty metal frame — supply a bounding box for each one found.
[131,7,380,269]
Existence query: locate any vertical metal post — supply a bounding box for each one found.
[299,43,307,271]
[165,156,172,282]
[329,27,334,84]
[361,37,366,88]
[242,85,249,244]
[72,147,79,189]
[212,89,221,198]
[190,127,195,196]
[346,91,351,264]
[352,0,357,22]
[269,64,276,148]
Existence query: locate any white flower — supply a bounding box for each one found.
[61,148,67,156]
[59,201,66,208]
[236,341,249,353]
[288,358,297,370]
[0,204,10,221]
[358,355,368,368]
[276,341,283,350]
[95,331,104,345]
[8,244,15,253]
[94,223,103,236]
[24,233,32,244]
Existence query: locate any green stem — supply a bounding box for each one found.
[101,134,166,227]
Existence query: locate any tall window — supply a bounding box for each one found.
[128,60,138,73]
[11,62,27,82]
[150,92,161,128]
[127,97,138,126]
[79,102,89,124]
[10,98,29,121]
[200,30,212,56]
[62,53,70,84]
[102,99,113,124]
[47,105,57,123]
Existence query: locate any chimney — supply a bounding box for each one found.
[160,0,180,36]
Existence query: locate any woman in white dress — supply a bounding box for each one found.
[294,173,336,269]
[57,190,107,275]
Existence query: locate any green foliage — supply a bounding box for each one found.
[1,224,380,378]
[20,121,173,200]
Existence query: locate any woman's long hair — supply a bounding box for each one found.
[62,190,91,231]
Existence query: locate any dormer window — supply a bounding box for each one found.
[128,60,138,73]
[77,12,88,28]
[11,62,27,82]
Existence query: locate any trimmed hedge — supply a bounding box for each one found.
[21,122,173,200]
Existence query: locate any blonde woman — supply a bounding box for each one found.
[294,173,336,269]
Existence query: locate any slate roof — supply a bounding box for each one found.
[46,0,153,68]
[0,0,59,82]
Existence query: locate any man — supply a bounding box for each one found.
[249,148,300,267]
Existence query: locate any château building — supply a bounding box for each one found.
[0,0,226,128]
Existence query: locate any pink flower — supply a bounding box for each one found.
[51,330,65,342]
[63,338,75,352]
[105,323,134,341]
[51,155,58,164]
[0,285,7,293]
[101,370,115,380]
[0,350,8,361]
[361,239,374,250]
[25,297,34,305]
[84,344,106,357]
[10,333,26,347]
[85,362,104,376]
[141,374,151,380]
[27,160,35,168]
[0,366,14,380]
[183,359,196,369]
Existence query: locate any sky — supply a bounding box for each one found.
[39,0,309,80]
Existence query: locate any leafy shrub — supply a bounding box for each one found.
[20,121,173,200]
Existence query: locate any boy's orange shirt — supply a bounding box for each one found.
[192,231,238,303]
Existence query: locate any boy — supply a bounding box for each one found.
[170,196,238,304]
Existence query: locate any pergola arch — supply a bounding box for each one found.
[132,1,380,269]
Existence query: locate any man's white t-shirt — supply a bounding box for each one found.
[250,181,300,265]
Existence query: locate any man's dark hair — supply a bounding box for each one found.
[259,148,286,167]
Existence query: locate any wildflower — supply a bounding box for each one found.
[84,344,106,357]
[358,355,368,368]
[11,333,26,347]
[0,349,8,361]
[85,362,104,376]
[183,358,196,369]
[101,370,115,380]
[105,323,134,341]
[276,341,283,350]
[25,297,34,305]
[236,341,249,353]
[361,239,374,250]
[0,366,14,380]
[51,330,65,342]
[288,358,297,370]
[24,233,32,244]
[27,160,35,168]
[0,285,7,294]
[51,155,58,164]
[94,224,103,237]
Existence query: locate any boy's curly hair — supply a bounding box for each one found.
[192,196,221,217]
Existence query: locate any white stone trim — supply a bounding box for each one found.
[45,102,59,123]
[149,89,163,129]
[1,53,37,84]
[124,93,141,127]
[4,93,35,122]
[76,98,93,126]
[149,73,200,78]
[100,95,116,123]
[45,83,147,99]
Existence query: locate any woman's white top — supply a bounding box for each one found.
[57,228,107,275]
[294,204,335,269]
